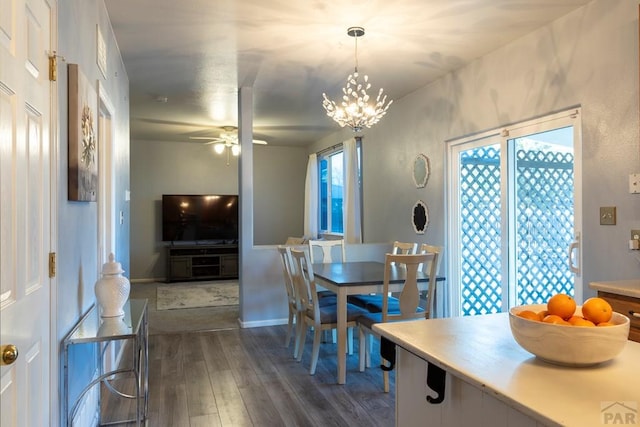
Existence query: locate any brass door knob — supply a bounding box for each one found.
[1,344,18,366]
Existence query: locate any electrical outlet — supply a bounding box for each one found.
[632,230,640,240]
[600,206,616,225]
[630,173,640,194]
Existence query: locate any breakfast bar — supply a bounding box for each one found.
[373,313,640,427]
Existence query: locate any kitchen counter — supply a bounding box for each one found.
[374,314,640,427]
[590,279,640,298]
[590,279,640,343]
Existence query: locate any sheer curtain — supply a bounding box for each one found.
[343,138,362,244]
[303,153,318,239]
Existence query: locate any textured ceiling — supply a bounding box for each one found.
[105,0,592,147]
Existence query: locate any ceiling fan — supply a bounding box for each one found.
[189,125,268,147]
[189,126,267,165]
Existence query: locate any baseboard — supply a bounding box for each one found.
[239,317,288,329]
[130,277,163,284]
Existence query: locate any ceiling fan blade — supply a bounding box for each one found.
[189,136,217,140]
[252,139,268,145]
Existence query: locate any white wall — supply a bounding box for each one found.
[129,139,308,280]
[57,0,130,424]
[130,0,640,326]
[313,0,640,298]
[57,0,130,339]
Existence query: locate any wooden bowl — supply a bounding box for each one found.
[508,304,630,367]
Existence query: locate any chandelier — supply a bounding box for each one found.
[322,27,393,132]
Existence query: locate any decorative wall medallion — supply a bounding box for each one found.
[412,153,430,188]
[412,200,429,234]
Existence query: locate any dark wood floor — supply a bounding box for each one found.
[102,325,395,426]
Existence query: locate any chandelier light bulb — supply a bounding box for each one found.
[231,144,241,156]
[322,27,392,132]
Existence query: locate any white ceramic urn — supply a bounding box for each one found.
[95,253,130,318]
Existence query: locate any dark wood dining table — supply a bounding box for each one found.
[311,261,444,384]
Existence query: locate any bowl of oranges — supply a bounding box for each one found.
[509,294,630,367]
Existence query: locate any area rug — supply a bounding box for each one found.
[157,281,239,310]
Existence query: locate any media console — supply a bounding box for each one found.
[166,244,238,283]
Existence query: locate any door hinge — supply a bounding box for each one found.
[48,54,57,81]
[48,51,66,82]
[49,252,56,278]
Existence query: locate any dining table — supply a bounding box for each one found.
[311,261,444,384]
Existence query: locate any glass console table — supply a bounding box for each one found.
[63,299,148,426]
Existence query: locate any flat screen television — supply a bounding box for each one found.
[162,194,239,243]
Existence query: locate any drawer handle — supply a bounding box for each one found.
[630,310,640,319]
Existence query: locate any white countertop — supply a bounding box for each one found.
[373,314,640,427]
[590,279,640,299]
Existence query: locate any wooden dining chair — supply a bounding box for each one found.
[356,252,435,392]
[417,244,443,316]
[290,248,367,375]
[391,241,417,256]
[307,239,346,263]
[277,245,302,356]
[347,241,417,310]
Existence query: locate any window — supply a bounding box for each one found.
[318,140,362,235]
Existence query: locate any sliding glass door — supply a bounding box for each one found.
[448,110,582,316]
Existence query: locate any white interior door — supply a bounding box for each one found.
[0,0,54,425]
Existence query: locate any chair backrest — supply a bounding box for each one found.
[307,239,346,263]
[284,236,306,245]
[417,244,442,318]
[290,248,321,323]
[391,241,417,255]
[277,245,298,308]
[391,241,417,266]
[417,244,443,276]
[381,253,433,322]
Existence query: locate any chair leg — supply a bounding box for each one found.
[296,322,307,362]
[359,328,366,372]
[285,310,294,347]
[347,327,354,355]
[310,327,323,375]
[382,358,390,393]
[294,315,304,360]
[366,335,372,368]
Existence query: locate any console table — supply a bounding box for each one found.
[166,244,238,282]
[63,299,148,426]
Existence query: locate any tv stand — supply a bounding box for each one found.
[166,244,238,283]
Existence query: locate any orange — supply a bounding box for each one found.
[542,314,570,325]
[568,316,595,327]
[582,297,613,324]
[596,321,615,327]
[537,310,549,321]
[567,315,582,324]
[547,293,576,320]
[517,310,540,321]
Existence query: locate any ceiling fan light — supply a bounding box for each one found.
[214,143,225,154]
[231,144,241,156]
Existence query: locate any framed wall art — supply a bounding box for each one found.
[68,63,98,202]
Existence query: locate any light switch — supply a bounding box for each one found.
[599,206,616,225]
